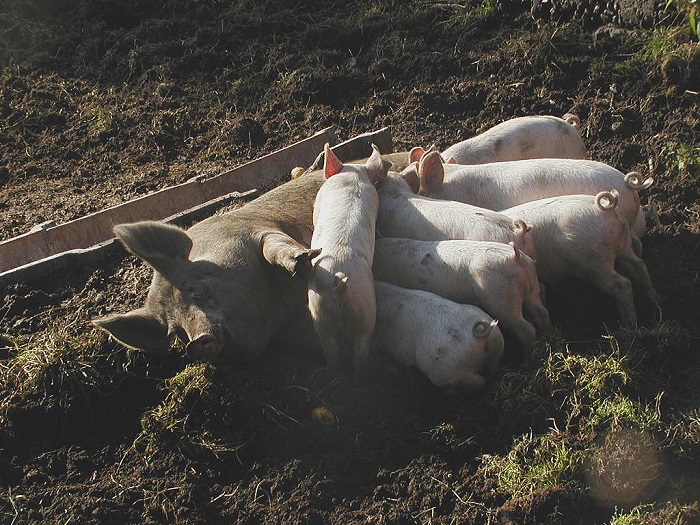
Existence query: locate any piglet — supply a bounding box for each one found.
[375,157,536,260]
[373,281,504,393]
[440,113,586,164]
[373,238,551,350]
[308,143,388,378]
[501,190,660,326]
[412,152,653,251]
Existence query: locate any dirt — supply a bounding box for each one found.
[1,0,699,524]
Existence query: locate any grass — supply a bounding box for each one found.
[0,320,113,415]
[583,395,663,435]
[134,362,245,460]
[130,359,339,465]
[484,323,689,509]
[480,429,585,499]
[664,142,700,172]
[666,0,700,40]
[608,500,700,524]
[637,26,691,64]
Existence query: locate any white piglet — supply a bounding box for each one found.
[501,191,660,326]
[308,143,387,377]
[373,238,552,350]
[413,152,653,249]
[440,113,586,164]
[375,158,536,259]
[373,281,505,393]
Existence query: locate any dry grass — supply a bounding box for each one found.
[0,318,115,417]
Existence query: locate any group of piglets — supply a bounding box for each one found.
[94,113,659,394]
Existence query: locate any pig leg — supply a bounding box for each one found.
[522,296,554,335]
[583,267,638,326]
[315,325,342,372]
[352,335,372,382]
[615,251,661,307]
[631,208,646,256]
[499,315,537,352]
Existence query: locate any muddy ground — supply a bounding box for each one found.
[1,1,699,524]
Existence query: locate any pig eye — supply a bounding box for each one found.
[187,284,206,299]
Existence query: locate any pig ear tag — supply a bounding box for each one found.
[324,143,344,179]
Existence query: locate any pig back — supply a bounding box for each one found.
[245,169,325,243]
[441,115,586,164]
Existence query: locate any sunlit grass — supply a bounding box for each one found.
[134,363,246,460]
[0,320,113,415]
[480,429,585,499]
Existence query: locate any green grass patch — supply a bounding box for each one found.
[664,142,700,173]
[134,363,246,460]
[637,26,691,64]
[608,501,700,524]
[666,0,700,40]
[583,395,663,435]
[420,0,498,31]
[493,336,633,434]
[480,429,585,499]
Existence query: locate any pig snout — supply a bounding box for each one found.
[187,330,225,362]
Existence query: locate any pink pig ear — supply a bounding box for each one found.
[323,143,344,179]
[447,157,458,164]
[364,143,389,184]
[409,146,425,163]
[418,150,444,194]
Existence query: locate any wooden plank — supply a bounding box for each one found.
[0,127,337,274]
[0,127,394,284]
[0,189,258,286]
[306,126,393,170]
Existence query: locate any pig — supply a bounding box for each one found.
[373,238,552,349]
[307,143,387,376]
[375,159,536,259]
[92,167,329,362]
[373,281,504,393]
[501,190,660,326]
[412,151,654,253]
[440,113,586,164]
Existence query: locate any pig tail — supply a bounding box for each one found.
[473,319,499,339]
[595,190,619,211]
[624,172,654,191]
[512,219,532,237]
[508,241,521,260]
[562,113,581,130]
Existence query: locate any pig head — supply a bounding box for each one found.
[93,170,326,362]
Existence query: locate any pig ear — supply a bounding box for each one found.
[446,157,458,164]
[364,143,390,184]
[418,151,444,194]
[93,308,170,351]
[114,221,192,275]
[323,143,344,179]
[400,162,420,194]
[261,231,320,278]
[408,146,425,163]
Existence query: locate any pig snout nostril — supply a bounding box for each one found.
[186,333,224,362]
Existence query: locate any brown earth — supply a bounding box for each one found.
[1,1,699,524]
